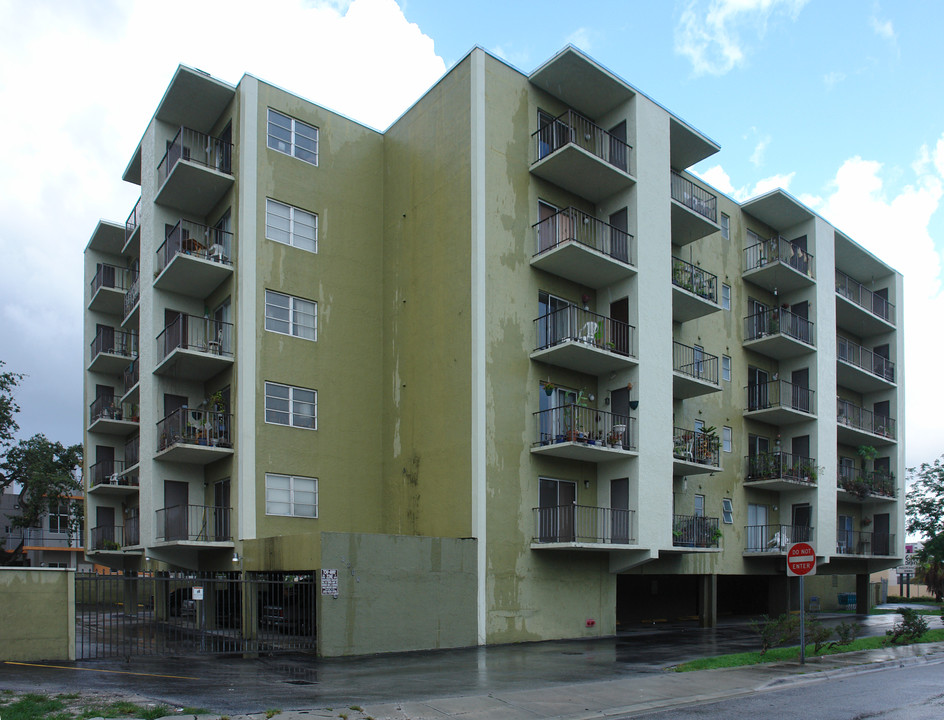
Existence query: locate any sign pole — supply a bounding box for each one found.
[799,575,805,665]
[786,542,815,666]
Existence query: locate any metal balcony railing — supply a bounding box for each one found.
[672,427,720,467]
[673,515,720,548]
[532,504,635,544]
[123,272,140,319]
[836,398,896,439]
[837,466,896,498]
[534,305,635,357]
[157,407,233,451]
[90,328,137,362]
[533,404,635,450]
[123,358,139,394]
[156,219,234,273]
[744,237,814,277]
[532,206,635,265]
[124,434,140,469]
[91,525,125,551]
[6,528,83,548]
[532,109,632,174]
[90,263,131,296]
[745,524,813,552]
[837,336,895,382]
[155,504,231,542]
[125,511,140,546]
[670,170,717,223]
[157,314,234,361]
[89,396,136,424]
[746,379,814,414]
[673,341,719,384]
[744,308,814,345]
[835,270,895,325]
[157,127,233,186]
[746,452,817,485]
[125,197,141,244]
[671,257,717,302]
[89,459,139,487]
[836,530,894,556]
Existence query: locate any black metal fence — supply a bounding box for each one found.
[75,571,317,658]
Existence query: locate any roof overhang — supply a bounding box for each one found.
[742,189,815,231]
[154,66,236,132]
[670,117,720,170]
[529,46,635,119]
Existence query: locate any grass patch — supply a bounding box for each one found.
[675,628,944,672]
[0,694,67,720]
[0,693,206,720]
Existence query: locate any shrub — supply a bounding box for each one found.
[885,607,929,645]
[752,613,801,656]
[834,620,861,646]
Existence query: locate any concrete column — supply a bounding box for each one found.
[698,574,717,627]
[240,571,258,657]
[856,573,870,614]
[122,570,138,617]
[768,575,790,615]
[154,571,170,621]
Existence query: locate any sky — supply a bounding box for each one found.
[0,0,941,472]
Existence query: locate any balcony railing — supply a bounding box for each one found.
[747,379,814,414]
[89,396,136,424]
[89,459,139,488]
[6,528,82,548]
[125,434,140,469]
[532,109,632,174]
[158,127,233,186]
[673,515,720,548]
[838,466,896,498]
[671,258,717,302]
[535,306,635,356]
[532,504,635,544]
[670,170,717,223]
[745,524,813,552]
[835,270,895,325]
[126,510,140,546]
[673,341,719,384]
[123,272,140,319]
[746,452,817,485]
[155,504,231,542]
[837,398,896,439]
[90,328,137,362]
[672,427,720,467]
[158,314,234,361]
[533,206,635,265]
[156,219,234,273]
[124,358,139,394]
[836,530,894,556]
[837,336,895,382]
[91,525,125,551]
[534,404,635,450]
[744,237,814,277]
[744,308,814,345]
[157,407,233,451]
[90,263,130,296]
[125,197,141,244]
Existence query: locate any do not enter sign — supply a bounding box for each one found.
[787,542,816,576]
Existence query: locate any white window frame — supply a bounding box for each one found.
[721,283,731,310]
[721,213,730,240]
[267,108,318,165]
[723,426,732,453]
[265,290,317,341]
[265,473,318,517]
[265,198,318,253]
[722,498,734,524]
[722,355,731,382]
[264,381,317,430]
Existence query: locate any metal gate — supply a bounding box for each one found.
[75,571,317,658]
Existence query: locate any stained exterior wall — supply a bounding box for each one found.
[0,568,75,661]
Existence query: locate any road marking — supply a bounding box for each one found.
[3,661,198,680]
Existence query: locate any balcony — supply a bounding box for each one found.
[744,380,815,424]
[121,358,139,404]
[155,504,232,545]
[531,504,636,547]
[742,237,815,293]
[156,407,234,464]
[88,328,137,375]
[745,452,817,491]
[531,207,636,287]
[530,109,634,202]
[672,341,721,398]
[835,270,896,334]
[6,528,83,550]
[90,525,128,552]
[531,306,636,374]
[836,530,895,557]
[672,515,720,550]
[123,197,141,256]
[670,170,719,245]
[126,511,140,546]
[88,459,139,494]
[837,398,896,445]
[671,258,720,322]
[154,219,234,297]
[154,314,234,381]
[532,405,635,461]
[743,308,815,359]
[672,427,721,475]
[744,524,813,554]
[837,336,895,392]
[156,127,234,215]
[88,264,130,315]
[122,272,140,327]
[88,397,138,436]
[837,467,897,502]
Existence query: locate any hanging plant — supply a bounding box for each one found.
[544,382,556,396]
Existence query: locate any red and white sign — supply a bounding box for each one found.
[786,542,816,577]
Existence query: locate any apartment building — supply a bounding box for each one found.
[1,487,90,569]
[83,46,904,656]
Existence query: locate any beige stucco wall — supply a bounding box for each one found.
[0,568,75,661]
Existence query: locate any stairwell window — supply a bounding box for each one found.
[266,198,317,253]
[265,381,316,429]
[265,290,316,341]
[265,473,317,517]
[267,109,318,165]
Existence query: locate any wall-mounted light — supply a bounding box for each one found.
[584,480,591,489]
[232,552,239,563]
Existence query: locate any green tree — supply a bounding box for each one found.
[0,360,24,453]
[906,456,944,539]
[914,533,944,602]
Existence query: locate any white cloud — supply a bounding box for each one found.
[823,70,846,90]
[699,165,736,195]
[870,15,896,41]
[675,0,809,76]
[750,136,771,166]
[694,165,794,201]
[566,27,592,51]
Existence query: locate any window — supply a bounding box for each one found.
[721,283,731,310]
[721,213,730,240]
[722,498,734,524]
[723,426,732,453]
[694,418,705,433]
[267,108,318,165]
[694,494,705,517]
[265,382,317,429]
[48,500,72,533]
[265,473,317,517]
[266,199,317,253]
[722,355,731,382]
[265,290,317,341]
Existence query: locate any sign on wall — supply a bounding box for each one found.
[321,568,339,597]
